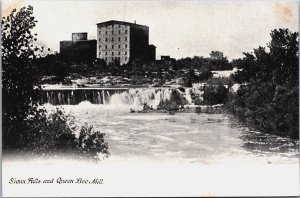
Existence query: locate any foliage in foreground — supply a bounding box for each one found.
[2,6,41,148]
[2,6,109,159]
[24,108,109,159]
[227,28,299,139]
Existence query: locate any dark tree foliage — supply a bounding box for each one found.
[175,54,232,71]
[24,108,78,154]
[2,6,110,159]
[203,84,228,105]
[2,6,41,148]
[36,54,70,81]
[182,69,213,87]
[24,108,109,159]
[157,90,187,112]
[228,28,299,139]
[209,57,233,70]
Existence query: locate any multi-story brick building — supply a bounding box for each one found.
[60,32,97,63]
[97,20,156,65]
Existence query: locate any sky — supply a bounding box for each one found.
[2,0,299,60]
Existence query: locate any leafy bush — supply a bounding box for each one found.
[24,108,77,154]
[227,28,299,139]
[170,89,187,108]
[142,103,153,111]
[193,97,203,105]
[157,99,179,112]
[23,108,109,159]
[78,123,109,159]
[203,84,228,105]
[156,90,187,113]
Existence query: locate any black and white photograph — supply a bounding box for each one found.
[1,0,300,196]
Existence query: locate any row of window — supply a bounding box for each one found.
[99,37,128,42]
[104,57,128,61]
[99,51,128,56]
[99,44,127,49]
[108,24,125,28]
[99,29,128,35]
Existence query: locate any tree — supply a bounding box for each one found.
[2,6,41,148]
[268,29,298,86]
[2,6,110,159]
[203,84,228,105]
[232,29,298,85]
[228,28,299,139]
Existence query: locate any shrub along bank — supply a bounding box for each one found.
[226,29,299,139]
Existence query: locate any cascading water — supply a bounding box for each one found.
[109,88,173,111]
[41,87,195,110]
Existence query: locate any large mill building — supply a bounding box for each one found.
[97,20,156,65]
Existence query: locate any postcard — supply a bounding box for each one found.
[2,0,299,197]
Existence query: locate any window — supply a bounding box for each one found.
[105,52,108,55]
[125,57,127,61]
[105,31,107,34]
[119,24,121,28]
[99,31,101,34]
[125,51,127,55]
[105,58,107,61]
[118,52,120,55]
[112,45,114,49]
[125,30,128,34]
[99,52,101,56]
[105,45,107,49]
[112,52,114,56]
[118,37,121,42]
[112,38,114,42]
[105,38,107,42]
[125,37,127,41]
[99,45,101,49]
[118,44,120,49]
[125,44,127,48]
[112,30,114,34]
[99,38,101,42]
[118,30,121,34]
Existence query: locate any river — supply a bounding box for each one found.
[3,88,299,196]
[44,101,299,165]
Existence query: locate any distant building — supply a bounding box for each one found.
[60,32,97,63]
[148,44,157,61]
[96,20,156,65]
[160,55,176,64]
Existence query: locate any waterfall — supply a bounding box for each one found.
[108,88,173,110]
[41,87,194,110]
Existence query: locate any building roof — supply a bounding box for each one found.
[72,32,88,34]
[60,39,97,43]
[97,20,148,29]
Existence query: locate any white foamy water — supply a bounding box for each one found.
[42,87,196,111]
[3,101,299,196]
[108,88,173,111]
